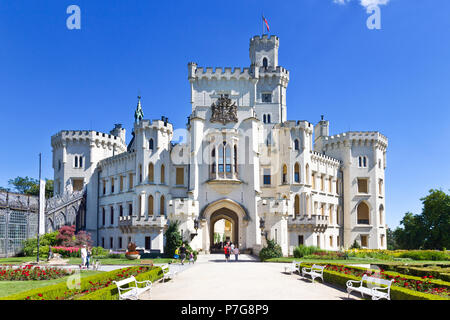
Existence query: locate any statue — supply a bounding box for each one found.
[210,95,238,125]
[134,96,144,123]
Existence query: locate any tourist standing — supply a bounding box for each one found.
[233,246,239,261]
[179,243,187,265]
[80,245,87,269]
[86,246,92,269]
[230,242,235,253]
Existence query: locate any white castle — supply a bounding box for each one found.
[51,35,388,255]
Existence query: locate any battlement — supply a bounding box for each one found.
[51,130,127,151]
[275,120,313,132]
[250,34,279,46]
[311,150,342,166]
[134,118,173,133]
[190,65,252,81]
[323,131,388,147]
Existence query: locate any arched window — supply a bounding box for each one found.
[306,164,310,185]
[148,163,154,182]
[225,146,231,173]
[211,148,216,173]
[79,156,83,168]
[379,204,384,225]
[263,114,267,123]
[267,114,271,123]
[263,57,268,68]
[282,164,287,184]
[160,195,165,215]
[306,195,310,217]
[74,156,78,168]
[358,156,362,167]
[148,195,154,216]
[294,195,300,216]
[294,163,300,183]
[294,139,299,151]
[363,156,367,167]
[218,145,224,173]
[234,145,237,173]
[357,202,370,225]
[149,138,154,150]
[160,164,165,184]
[139,164,142,183]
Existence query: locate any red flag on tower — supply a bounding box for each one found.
[262,15,270,33]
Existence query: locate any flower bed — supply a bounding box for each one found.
[51,246,81,258]
[1,266,161,300]
[345,249,449,261]
[0,265,74,281]
[300,262,450,300]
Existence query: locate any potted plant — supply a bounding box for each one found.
[125,242,140,260]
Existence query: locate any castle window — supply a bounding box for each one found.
[102,180,106,195]
[79,156,83,168]
[329,205,333,224]
[74,156,78,168]
[363,156,367,167]
[329,236,333,248]
[378,159,381,169]
[263,168,271,185]
[120,176,124,191]
[379,204,384,225]
[263,114,267,123]
[306,164,310,185]
[357,178,369,194]
[311,172,316,189]
[176,168,184,185]
[267,114,271,123]
[119,205,123,217]
[118,237,122,249]
[110,237,113,249]
[139,164,142,183]
[148,163,154,182]
[58,160,61,171]
[294,195,300,216]
[320,175,325,191]
[329,177,332,193]
[234,145,238,174]
[111,178,114,193]
[128,203,133,216]
[161,165,165,184]
[263,57,268,68]
[160,195,165,215]
[110,206,114,225]
[357,202,370,225]
[225,146,231,173]
[102,207,105,226]
[294,163,300,183]
[361,235,368,247]
[282,164,287,184]
[102,237,105,248]
[129,173,133,190]
[379,179,383,195]
[149,138,154,150]
[294,139,299,151]
[211,148,216,173]
[148,195,154,216]
[358,156,368,168]
[262,93,272,103]
[218,146,224,173]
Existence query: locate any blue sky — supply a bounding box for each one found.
[0,0,449,229]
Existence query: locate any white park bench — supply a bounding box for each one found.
[346,275,393,300]
[113,276,152,300]
[284,260,302,275]
[301,264,325,283]
[161,264,178,283]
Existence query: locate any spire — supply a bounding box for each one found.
[134,96,144,123]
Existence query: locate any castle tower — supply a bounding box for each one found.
[250,34,279,68]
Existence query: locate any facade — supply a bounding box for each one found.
[51,35,388,255]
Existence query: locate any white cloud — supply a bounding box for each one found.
[333,0,390,8]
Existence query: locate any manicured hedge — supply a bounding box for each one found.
[0,266,152,300]
[300,263,449,300]
[76,267,163,300]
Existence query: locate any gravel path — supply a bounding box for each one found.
[140,254,357,300]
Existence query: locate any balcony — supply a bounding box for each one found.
[118,215,167,232]
[288,214,329,232]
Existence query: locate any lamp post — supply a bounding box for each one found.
[190,218,199,241]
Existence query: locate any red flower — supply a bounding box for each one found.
[38,293,43,297]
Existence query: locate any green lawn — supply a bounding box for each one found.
[265,257,450,265]
[0,270,103,298]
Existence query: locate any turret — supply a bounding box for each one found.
[250,35,279,68]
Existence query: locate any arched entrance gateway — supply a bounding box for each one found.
[199,199,250,254]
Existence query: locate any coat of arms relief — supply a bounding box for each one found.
[210,95,238,125]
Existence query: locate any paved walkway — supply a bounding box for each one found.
[140,254,357,300]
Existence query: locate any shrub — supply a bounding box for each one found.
[350,240,361,249]
[164,220,182,258]
[293,245,322,258]
[399,250,449,261]
[259,239,283,261]
[91,246,107,256]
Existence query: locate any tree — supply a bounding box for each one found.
[164,220,182,257]
[386,227,397,250]
[392,212,424,249]
[74,230,92,247]
[420,189,450,250]
[56,225,76,247]
[7,176,54,198]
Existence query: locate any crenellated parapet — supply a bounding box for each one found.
[321,131,388,152]
[311,151,342,167]
[51,130,127,153]
[133,118,173,135]
[189,64,252,81]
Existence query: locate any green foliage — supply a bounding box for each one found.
[399,250,449,261]
[91,246,107,256]
[7,176,53,198]
[393,190,450,250]
[164,220,182,258]
[21,231,58,257]
[350,239,361,249]
[259,239,283,261]
[293,245,322,258]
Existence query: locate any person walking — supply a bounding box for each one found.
[224,244,230,262]
[179,243,187,265]
[233,246,239,261]
[80,245,87,269]
[86,246,92,269]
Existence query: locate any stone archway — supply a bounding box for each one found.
[210,208,239,252]
[200,199,248,253]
